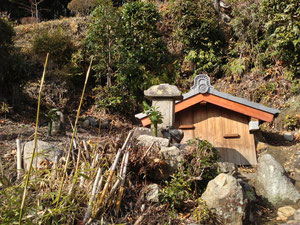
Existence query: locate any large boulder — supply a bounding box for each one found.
[201,173,247,225]
[256,154,300,207]
[137,135,169,147]
[23,140,63,170]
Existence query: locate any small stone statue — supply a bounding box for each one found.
[161,126,184,144]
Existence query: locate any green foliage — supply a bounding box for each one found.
[193,198,212,224]
[168,0,225,77]
[185,139,219,186]
[0,18,15,83]
[143,101,163,136]
[32,27,74,67]
[185,49,223,76]
[94,85,137,115]
[284,115,300,130]
[228,0,299,78]
[253,82,278,103]
[0,101,12,117]
[260,0,299,74]
[118,1,170,96]
[86,0,121,86]
[0,18,30,92]
[159,170,192,209]
[160,139,219,211]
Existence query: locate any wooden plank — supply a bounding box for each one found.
[178,108,194,143]
[193,103,208,141]
[179,124,195,129]
[223,134,240,138]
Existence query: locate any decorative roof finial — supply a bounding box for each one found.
[191,74,213,94]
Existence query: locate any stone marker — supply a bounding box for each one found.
[144,83,182,128]
[23,140,63,170]
[256,154,300,207]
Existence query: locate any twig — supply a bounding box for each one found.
[83,167,102,223]
[55,57,93,209]
[141,141,155,161]
[115,150,130,214]
[96,130,133,208]
[19,53,49,225]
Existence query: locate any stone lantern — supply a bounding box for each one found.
[144,83,182,128]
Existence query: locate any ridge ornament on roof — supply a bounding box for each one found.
[191,74,213,94]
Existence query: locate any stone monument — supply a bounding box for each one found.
[144,84,182,128]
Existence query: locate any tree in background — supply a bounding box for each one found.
[86,0,171,113]
[9,0,46,21]
[86,0,121,87]
[0,18,29,97]
[118,1,170,97]
[167,0,225,78]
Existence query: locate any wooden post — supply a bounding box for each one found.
[16,139,22,179]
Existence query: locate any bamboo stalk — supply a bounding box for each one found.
[16,138,22,179]
[19,53,49,225]
[55,57,93,209]
[97,130,133,207]
[82,140,90,161]
[115,150,130,214]
[68,143,82,195]
[141,141,155,161]
[83,167,102,223]
[79,162,86,188]
[96,175,104,193]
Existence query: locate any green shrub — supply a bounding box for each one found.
[32,27,74,67]
[94,85,137,115]
[160,170,192,209]
[167,0,225,78]
[284,115,300,131]
[160,139,219,210]
[0,19,30,94]
[118,1,170,97]
[85,0,121,86]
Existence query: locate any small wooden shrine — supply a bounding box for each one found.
[135,74,280,165]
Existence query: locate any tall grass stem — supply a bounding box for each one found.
[19,53,49,225]
[55,57,93,209]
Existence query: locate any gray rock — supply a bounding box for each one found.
[23,140,63,170]
[144,184,160,203]
[160,146,184,171]
[132,127,153,139]
[239,180,256,202]
[256,154,300,207]
[137,135,169,147]
[82,117,110,129]
[217,162,237,176]
[201,173,247,225]
[294,208,300,221]
[284,132,294,141]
